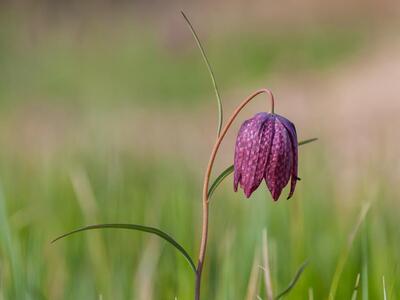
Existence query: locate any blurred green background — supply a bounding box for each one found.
[0,1,400,299]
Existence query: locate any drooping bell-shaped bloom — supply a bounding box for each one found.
[233,112,298,201]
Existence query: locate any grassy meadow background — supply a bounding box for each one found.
[0,1,400,299]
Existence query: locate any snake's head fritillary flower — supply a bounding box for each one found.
[233,112,298,201]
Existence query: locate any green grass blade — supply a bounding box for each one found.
[245,247,261,300]
[329,203,371,300]
[208,138,318,199]
[0,186,23,298]
[262,229,274,300]
[52,223,196,273]
[361,224,369,300]
[350,273,361,300]
[383,276,387,300]
[181,11,223,136]
[308,288,314,300]
[275,260,308,299]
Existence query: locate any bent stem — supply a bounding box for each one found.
[195,88,275,300]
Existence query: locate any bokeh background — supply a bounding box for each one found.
[0,1,399,299]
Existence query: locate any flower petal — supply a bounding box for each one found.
[277,115,298,199]
[234,119,250,192]
[233,113,270,197]
[245,116,275,197]
[264,117,293,201]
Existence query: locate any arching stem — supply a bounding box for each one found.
[194,88,275,300]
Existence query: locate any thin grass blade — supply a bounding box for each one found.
[70,167,110,295]
[383,276,387,300]
[0,186,23,298]
[350,273,361,300]
[262,229,274,300]
[52,223,196,273]
[328,203,371,300]
[208,138,318,199]
[275,260,308,299]
[362,225,369,300]
[181,11,223,136]
[308,288,314,300]
[134,236,161,300]
[245,247,261,300]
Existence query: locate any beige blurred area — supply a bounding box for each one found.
[1,0,399,194]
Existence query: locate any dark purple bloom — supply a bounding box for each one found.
[233,112,298,201]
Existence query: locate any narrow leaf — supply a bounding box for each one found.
[275,260,308,299]
[329,203,371,300]
[52,223,196,273]
[362,226,369,300]
[383,276,387,300]
[208,165,234,198]
[351,273,361,300]
[262,229,274,300]
[298,138,318,146]
[245,247,261,300]
[181,11,223,136]
[308,288,314,300]
[207,138,318,199]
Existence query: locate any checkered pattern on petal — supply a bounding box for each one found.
[277,115,298,199]
[234,119,251,192]
[233,112,299,201]
[264,117,293,201]
[243,117,275,197]
[233,113,270,197]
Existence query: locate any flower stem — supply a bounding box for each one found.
[195,88,275,300]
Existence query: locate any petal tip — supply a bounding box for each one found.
[244,189,252,198]
[271,190,281,201]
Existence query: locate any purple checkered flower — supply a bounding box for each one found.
[233,112,298,201]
